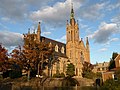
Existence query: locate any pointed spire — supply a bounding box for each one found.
[37,22,41,33]
[28,28,30,34]
[77,20,79,24]
[33,29,35,34]
[70,3,76,25]
[70,3,74,19]
[81,38,83,41]
[67,20,69,25]
[86,37,89,45]
[37,22,41,42]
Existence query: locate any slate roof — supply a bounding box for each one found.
[41,36,67,58]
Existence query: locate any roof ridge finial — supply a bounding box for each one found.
[86,37,89,45]
[33,29,35,34]
[28,28,30,34]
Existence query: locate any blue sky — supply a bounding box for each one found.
[0,0,120,64]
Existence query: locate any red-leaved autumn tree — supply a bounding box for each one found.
[0,44,9,72]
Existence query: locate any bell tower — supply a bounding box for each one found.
[66,4,82,77]
[66,4,79,44]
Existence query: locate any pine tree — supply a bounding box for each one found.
[108,52,118,70]
[66,63,75,77]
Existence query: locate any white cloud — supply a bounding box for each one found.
[29,0,84,26]
[99,48,107,52]
[42,31,51,36]
[56,35,66,43]
[0,0,27,21]
[1,17,10,22]
[79,23,88,29]
[107,0,120,11]
[80,2,106,20]
[106,38,119,45]
[0,31,23,47]
[88,22,119,44]
[0,23,9,30]
[111,14,120,29]
[0,0,55,22]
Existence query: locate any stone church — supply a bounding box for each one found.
[23,5,90,78]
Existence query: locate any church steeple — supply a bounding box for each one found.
[70,3,75,25]
[66,3,79,43]
[37,22,41,42]
[70,3,74,19]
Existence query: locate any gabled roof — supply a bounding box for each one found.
[40,36,67,57]
[41,36,66,47]
[110,67,120,71]
[115,54,120,62]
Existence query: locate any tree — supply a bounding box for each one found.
[9,46,26,70]
[82,61,94,79]
[23,35,54,77]
[108,58,115,70]
[112,52,118,60]
[108,52,118,70]
[0,44,9,72]
[100,78,120,90]
[115,69,120,79]
[8,46,27,79]
[23,33,55,80]
[53,72,65,78]
[66,63,75,77]
[95,72,102,78]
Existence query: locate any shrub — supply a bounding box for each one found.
[53,73,65,78]
[66,63,75,77]
[82,71,95,79]
[62,77,79,86]
[100,78,120,90]
[9,70,22,79]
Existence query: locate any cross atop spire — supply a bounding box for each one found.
[70,3,74,19]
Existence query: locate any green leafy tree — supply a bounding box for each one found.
[82,61,94,79]
[95,72,102,78]
[108,58,115,70]
[100,79,120,90]
[112,52,118,60]
[115,69,120,79]
[53,73,65,78]
[66,63,75,77]
[108,52,118,70]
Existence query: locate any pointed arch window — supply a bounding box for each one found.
[80,51,84,63]
[55,44,58,52]
[61,46,64,54]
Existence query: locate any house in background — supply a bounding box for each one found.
[92,62,109,73]
[102,54,120,82]
[115,54,120,68]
